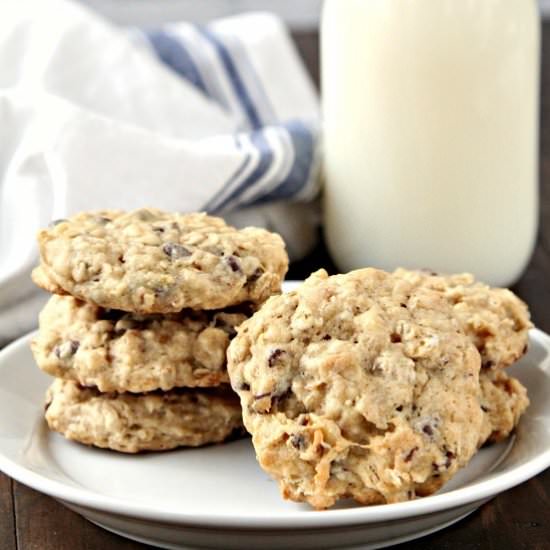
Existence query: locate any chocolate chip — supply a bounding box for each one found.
[481,405,489,413]
[322,335,332,341]
[239,382,250,391]
[54,340,79,359]
[483,360,494,369]
[162,243,191,259]
[445,451,455,468]
[226,255,241,273]
[247,267,264,283]
[290,434,306,450]
[152,226,165,233]
[395,405,403,412]
[267,348,285,367]
[48,219,67,228]
[400,303,407,308]
[390,332,401,343]
[422,424,433,436]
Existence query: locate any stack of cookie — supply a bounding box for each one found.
[228,267,531,509]
[30,208,288,453]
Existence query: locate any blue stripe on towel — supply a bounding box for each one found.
[237,120,315,206]
[213,129,274,212]
[145,30,210,97]
[199,28,262,130]
[202,137,253,213]
[251,120,315,205]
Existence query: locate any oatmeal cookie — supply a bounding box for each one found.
[45,380,244,453]
[393,269,531,368]
[479,369,529,446]
[228,268,484,509]
[33,209,288,312]
[31,265,67,295]
[32,295,248,393]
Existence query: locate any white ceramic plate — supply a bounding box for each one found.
[1,293,550,549]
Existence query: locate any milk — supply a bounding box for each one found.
[322,0,540,286]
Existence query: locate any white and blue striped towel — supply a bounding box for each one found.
[0,0,321,343]
[137,17,321,213]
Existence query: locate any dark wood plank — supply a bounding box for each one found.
[13,481,153,550]
[393,468,550,550]
[0,472,16,550]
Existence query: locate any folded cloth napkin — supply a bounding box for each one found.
[0,0,321,345]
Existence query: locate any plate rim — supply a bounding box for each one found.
[0,329,549,530]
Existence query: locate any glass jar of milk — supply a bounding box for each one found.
[322,0,540,286]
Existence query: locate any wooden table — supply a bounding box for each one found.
[2,28,550,550]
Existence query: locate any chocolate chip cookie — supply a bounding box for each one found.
[45,380,244,453]
[393,269,531,369]
[33,209,288,313]
[228,268,484,509]
[32,295,249,393]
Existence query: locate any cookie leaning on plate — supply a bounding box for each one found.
[33,209,288,313]
[228,268,484,509]
[45,380,244,453]
[32,294,249,393]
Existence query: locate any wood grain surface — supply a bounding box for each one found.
[1,28,550,550]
